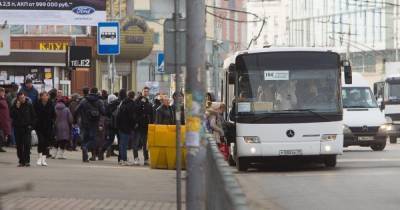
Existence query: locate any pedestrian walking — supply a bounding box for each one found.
[20,79,39,103]
[74,88,105,162]
[152,93,162,122]
[117,91,137,166]
[10,92,36,167]
[171,92,185,125]
[133,87,153,166]
[0,87,11,153]
[155,95,175,125]
[6,83,18,108]
[34,91,55,166]
[54,99,73,159]
[98,94,119,161]
[68,93,81,151]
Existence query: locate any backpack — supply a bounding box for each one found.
[86,101,100,122]
[111,102,121,129]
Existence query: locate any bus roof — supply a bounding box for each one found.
[223,47,337,70]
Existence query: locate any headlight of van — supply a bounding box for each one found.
[243,136,261,143]
[386,117,393,124]
[378,124,389,134]
[343,124,352,134]
[321,134,337,141]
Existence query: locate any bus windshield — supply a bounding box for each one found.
[342,87,378,108]
[235,52,341,114]
[388,83,400,100]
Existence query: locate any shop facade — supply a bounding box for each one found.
[0,36,97,95]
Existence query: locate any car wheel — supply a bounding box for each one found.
[324,155,337,168]
[236,157,249,172]
[390,136,397,144]
[371,143,386,151]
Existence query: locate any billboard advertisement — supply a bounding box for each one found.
[0,0,106,26]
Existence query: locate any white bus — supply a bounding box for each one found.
[222,47,352,171]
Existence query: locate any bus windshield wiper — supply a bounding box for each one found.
[281,109,330,121]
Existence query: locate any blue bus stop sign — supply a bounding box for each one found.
[97,22,120,55]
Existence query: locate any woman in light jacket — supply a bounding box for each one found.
[206,102,225,143]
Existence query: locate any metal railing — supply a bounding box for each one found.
[205,137,249,210]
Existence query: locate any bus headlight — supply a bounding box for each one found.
[321,134,337,141]
[243,136,261,143]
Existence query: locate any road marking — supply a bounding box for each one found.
[339,158,400,162]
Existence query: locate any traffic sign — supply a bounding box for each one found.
[97,22,120,55]
[156,52,164,73]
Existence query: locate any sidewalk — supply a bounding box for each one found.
[0,147,184,210]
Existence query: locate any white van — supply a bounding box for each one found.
[342,73,388,151]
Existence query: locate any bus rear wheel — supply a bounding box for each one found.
[371,142,386,151]
[324,155,337,168]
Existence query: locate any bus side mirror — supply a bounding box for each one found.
[343,61,352,84]
[228,64,236,84]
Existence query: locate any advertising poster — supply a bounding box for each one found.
[0,0,106,26]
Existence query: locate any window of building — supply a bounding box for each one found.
[41,25,56,35]
[26,25,41,35]
[56,26,70,35]
[10,25,24,34]
[153,32,160,44]
[72,26,87,35]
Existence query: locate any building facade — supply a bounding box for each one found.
[287,0,400,83]
[247,0,288,48]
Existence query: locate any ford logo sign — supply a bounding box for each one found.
[72,6,95,15]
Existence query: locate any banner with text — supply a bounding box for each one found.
[0,0,106,26]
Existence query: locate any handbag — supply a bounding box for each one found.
[31,130,38,146]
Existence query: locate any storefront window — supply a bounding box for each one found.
[72,26,87,35]
[26,25,41,35]
[10,25,24,34]
[41,25,56,35]
[56,25,70,35]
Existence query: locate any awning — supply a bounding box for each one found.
[0,51,66,66]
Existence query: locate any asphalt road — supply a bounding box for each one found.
[235,142,400,210]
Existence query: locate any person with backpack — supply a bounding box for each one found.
[133,87,153,166]
[98,94,119,161]
[54,98,73,159]
[34,91,55,166]
[74,88,105,162]
[117,91,137,166]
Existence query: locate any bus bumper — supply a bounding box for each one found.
[236,136,343,157]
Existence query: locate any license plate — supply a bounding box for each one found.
[279,150,302,156]
[358,136,374,141]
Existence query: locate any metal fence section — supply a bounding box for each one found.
[205,137,249,210]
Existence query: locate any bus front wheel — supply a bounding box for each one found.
[324,155,337,168]
[236,157,249,172]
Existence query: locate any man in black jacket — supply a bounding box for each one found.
[10,92,36,167]
[74,88,105,162]
[133,87,153,166]
[155,95,175,125]
[117,91,137,165]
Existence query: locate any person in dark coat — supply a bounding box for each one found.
[155,95,175,125]
[132,87,153,166]
[74,88,105,162]
[98,94,119,160]
[54,99,73,159]
[116,91,137,165]
[68,93,81,151]
[10,92,36,167]
[0,87,11,152]
[20,79,39,103]
[34,91,55,166]
[171,92,185,125]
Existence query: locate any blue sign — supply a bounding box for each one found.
[97,22,120,55]
[156,52,165,73]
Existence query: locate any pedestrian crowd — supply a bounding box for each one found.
[0,78,186,167]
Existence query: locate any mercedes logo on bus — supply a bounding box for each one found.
[362,125,368,132]
[286,130,295,138]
